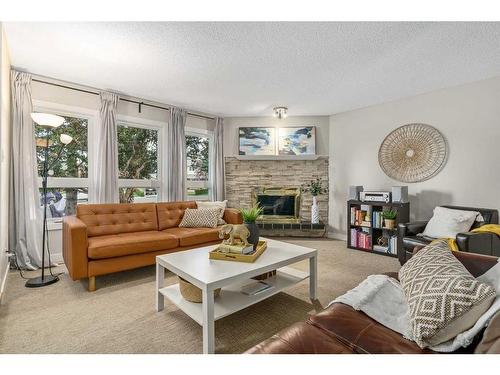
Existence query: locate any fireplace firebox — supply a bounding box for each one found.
[252,187,301,223]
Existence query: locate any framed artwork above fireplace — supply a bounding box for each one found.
[278,126,316,155]
[239,127,276,155]
[239,126,317,156]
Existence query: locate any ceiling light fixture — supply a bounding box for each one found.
[273,106,288,119]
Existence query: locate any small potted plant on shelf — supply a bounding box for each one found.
[240,205,263,250]
[301,177,328,224]
[382,210,397,229]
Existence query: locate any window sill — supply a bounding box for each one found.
[47,220,63,231]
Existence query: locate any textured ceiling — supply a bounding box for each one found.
[4,22,500,116]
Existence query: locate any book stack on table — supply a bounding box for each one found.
[217,242,254,255]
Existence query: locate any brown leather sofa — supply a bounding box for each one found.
[63,201,242,291]
[246,250,500,354]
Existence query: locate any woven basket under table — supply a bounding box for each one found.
[179,277,221,303]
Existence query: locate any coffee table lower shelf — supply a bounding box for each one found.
[159,266,309,325]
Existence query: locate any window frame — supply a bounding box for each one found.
[116,114,165,202]
[33,100,97,222]
[185,127,214,201]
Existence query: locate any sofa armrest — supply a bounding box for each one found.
[452,250,498,278]
[398,220,428,236]
[456,232,497,255]
[412,245,498,278]
[63,216,89,280]
[223,208,243,224]
[397,221,428,265]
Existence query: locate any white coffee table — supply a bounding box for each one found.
[155,238,318,354]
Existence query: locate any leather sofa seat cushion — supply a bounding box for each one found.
[163,227,221,247]
[245,322,354,354]
[308,303,433,354]
[77,203,158,237]
[88,231,178,259]
[157,201,197,230]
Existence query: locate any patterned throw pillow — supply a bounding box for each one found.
[399,240,496,348]
[179,208,220,228]
[196,200,227,225]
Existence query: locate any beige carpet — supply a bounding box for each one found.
[0,238,399,354]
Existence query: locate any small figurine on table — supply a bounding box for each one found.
[218,224,251,247]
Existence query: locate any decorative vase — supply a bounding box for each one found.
[245,221,260,250]
[311,196,320,224]
[384,219,396,229]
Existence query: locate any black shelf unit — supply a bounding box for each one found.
[347,200,410,258]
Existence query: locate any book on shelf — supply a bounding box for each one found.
[372,211,384,229]
[373,245,388,252]
[387,235,398,255]
[351,205,372,226]
[350,227,372,250]
[241,280,272,296]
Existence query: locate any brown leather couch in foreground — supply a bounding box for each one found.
[246,250,500,354]
[63,201,242,291]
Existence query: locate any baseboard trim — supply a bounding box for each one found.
[0,259,10,305]
[327,232,347,241]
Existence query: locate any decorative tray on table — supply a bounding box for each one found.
[209,240,267,263]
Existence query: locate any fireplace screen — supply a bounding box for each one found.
[257,195,296,216]
[253,187,300,223]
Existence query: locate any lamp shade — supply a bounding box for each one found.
[31,113,65,128]
[60,134,73,145]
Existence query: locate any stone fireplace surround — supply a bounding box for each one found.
[224,156,329,224]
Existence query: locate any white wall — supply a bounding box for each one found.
[328,76,500,238]
[223,116,330,156]
[0,24,11,303]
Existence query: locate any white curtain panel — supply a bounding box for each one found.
[94,91,120,203]
[8,71,42,269]
[166,107,187,201]
[211,117,225,201]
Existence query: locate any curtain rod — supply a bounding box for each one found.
[31,78,216,121]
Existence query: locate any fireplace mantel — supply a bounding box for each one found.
[235,154,323,161]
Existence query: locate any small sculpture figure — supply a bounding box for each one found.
[218,224,251,247]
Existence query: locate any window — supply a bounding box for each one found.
[185,131,212,201]
[35,113,90,218]
[117,122,160,203]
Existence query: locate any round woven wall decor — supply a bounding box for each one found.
[378,124,447,183]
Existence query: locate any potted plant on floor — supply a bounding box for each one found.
[382,210,397,229]
[302,177,328,224]
[240,205,263,250]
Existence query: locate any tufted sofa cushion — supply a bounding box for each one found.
[163,227,221,247]
[77,203,158,237]
[87,231,178,259]
[157,201,197,230]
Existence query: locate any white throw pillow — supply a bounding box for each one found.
[196,200,227,225]
[422,206,480,239]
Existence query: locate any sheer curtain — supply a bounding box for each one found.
[93,91,120,203]
[166,107,187,201]
[211,117,225,201]
[9,70,42,269]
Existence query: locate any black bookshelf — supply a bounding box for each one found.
[347,200,410,258]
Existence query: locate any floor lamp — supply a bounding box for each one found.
[25,112,73,288]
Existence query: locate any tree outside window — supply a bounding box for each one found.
[186,134,210,200]
[117,125,158,203]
